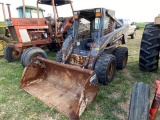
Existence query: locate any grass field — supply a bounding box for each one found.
[136,22,147,29]
[0,29,160,120]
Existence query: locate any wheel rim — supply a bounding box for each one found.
[0,40,8,55]
[108,62,114,78]
[123,53,127,67]
[31,54,42,62]
[11,49,21,59]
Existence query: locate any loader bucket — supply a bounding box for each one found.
[20,57,98,120]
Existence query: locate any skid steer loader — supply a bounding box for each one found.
[20,8,128,119]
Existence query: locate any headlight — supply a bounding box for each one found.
[90,74,98,84]
[5,19,13,26]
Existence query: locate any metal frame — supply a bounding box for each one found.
[149,80,160,120]
[0,3,6,21]
[62,8,127,69]
[37,0,74,38]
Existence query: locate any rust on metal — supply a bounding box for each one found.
[20,57,98,119]
[69,54,89,67]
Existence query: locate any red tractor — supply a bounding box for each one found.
[5,0,74,67]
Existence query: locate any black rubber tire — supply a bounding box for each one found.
[21,47,47,67]
[131,31,136,39]
[21,47,38,67]
[56,50,63,62]
[139,23,160,71]
[4,45,21,62]
[114,47,128,70]
[47,43,61,52]
[95,54,116,85]
[128,82,150,120]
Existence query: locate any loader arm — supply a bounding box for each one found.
[99,25,128,52]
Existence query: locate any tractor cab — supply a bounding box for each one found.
[17,5,45,18]
[61,8,126,69]
[38,0,74,33]
[37,0,74,49]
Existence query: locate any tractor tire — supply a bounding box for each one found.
[128,82,150,120]
[0,39,8,55]
[131,31,136,39]
[95,54,116,85]
[114,47,128,70]
[47,43,61,52]
[21,47,47,67]
[4,45,21,62]
[139,23,160,71]
[56,50,62,62]
[21,47,38,67]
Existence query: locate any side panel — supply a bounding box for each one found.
[6,18,52,48]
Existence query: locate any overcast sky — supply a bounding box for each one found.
[0,0,159,22]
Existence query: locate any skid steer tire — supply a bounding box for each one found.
[139,23,160,71]
[56,50,62,62]
[21,47,47,67]
[114,47,128,70]
[95,54,116,85]
[4,45,21,62]
[128,82,150,120]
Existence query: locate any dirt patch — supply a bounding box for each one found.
[40,113,60,120]
[118,99,130,114]
[112,111,126,120]
[122,69,134,80]
[112,97,130,120]
[107,92,121,99]
[0,105,7,118]
[90,104,103,117]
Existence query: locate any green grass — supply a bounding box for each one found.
[0,29,160,120]
[136,22,147,29]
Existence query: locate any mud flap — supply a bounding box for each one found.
[20,57,98,119]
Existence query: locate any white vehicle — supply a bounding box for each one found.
[118,19,136,39]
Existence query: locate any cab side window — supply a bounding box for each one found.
[103,15,113,35]
[103,16,110,29]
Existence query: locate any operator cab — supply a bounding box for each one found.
[17,5,44,18]
[72,8,112,56]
